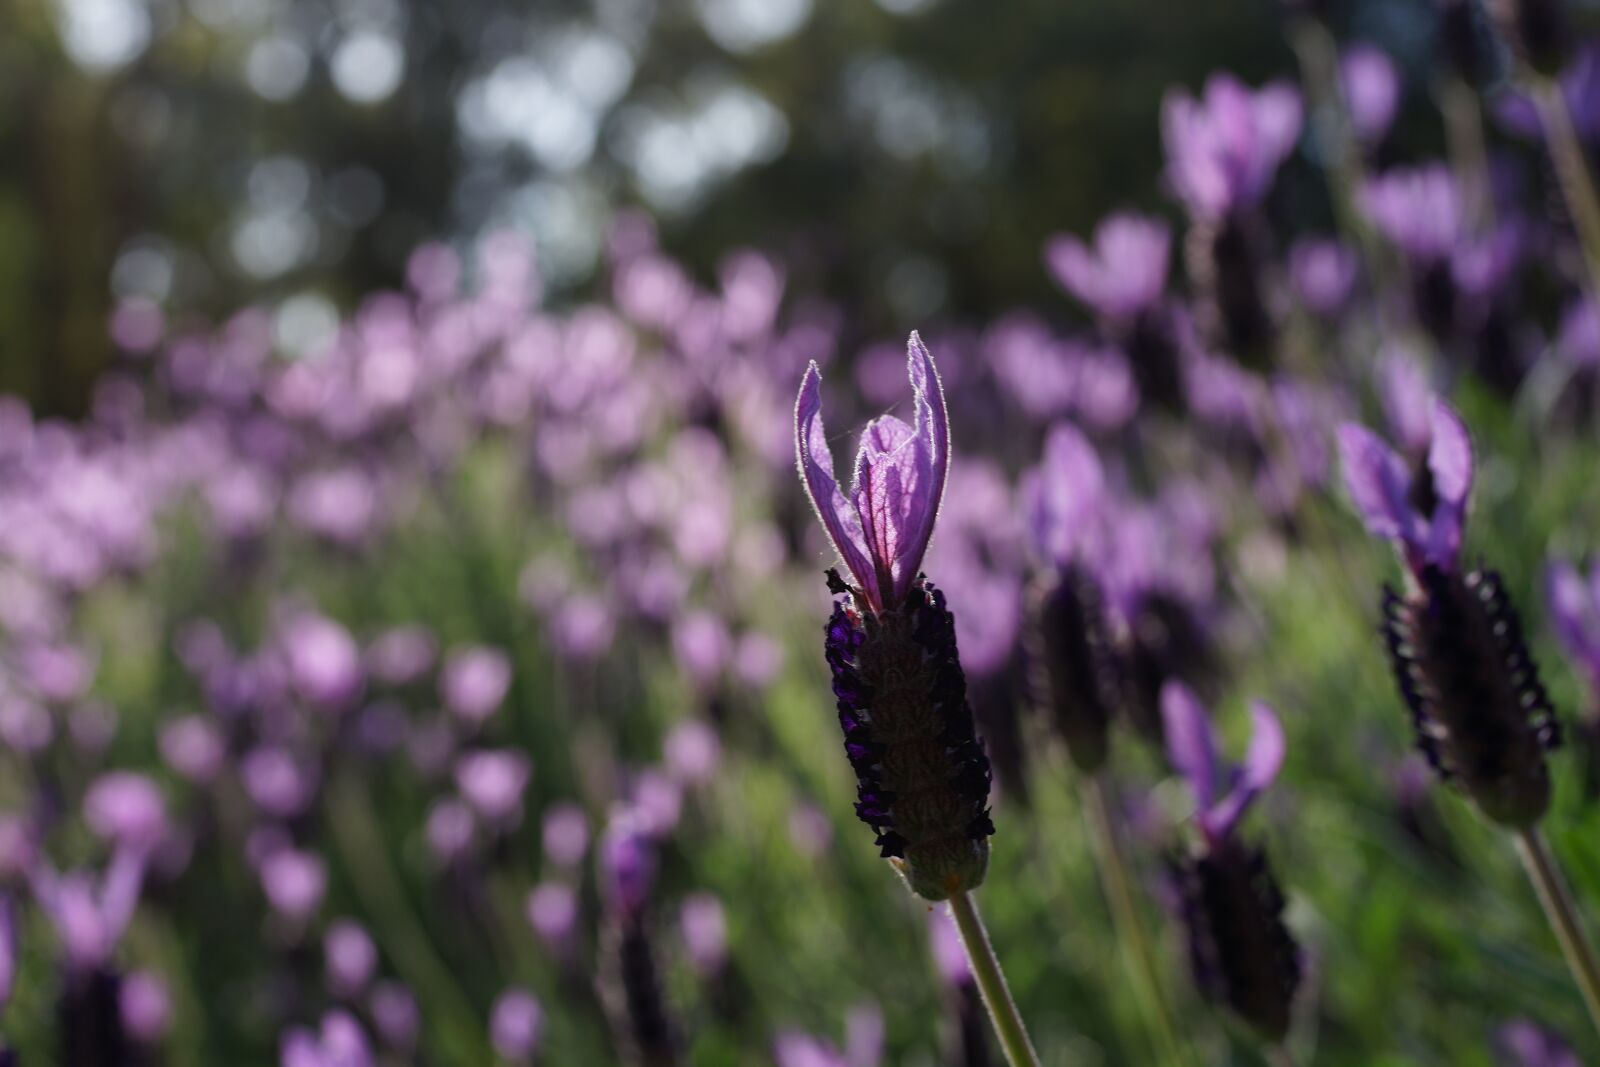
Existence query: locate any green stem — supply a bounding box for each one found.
[1083,775,1193,1067]
[947,890,1044,1067]
[327,775,492,1063]
[1535,81,1600,299]
[1515,827,1600,1039]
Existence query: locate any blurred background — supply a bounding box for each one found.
[12,0,1600,1065]
[0,0,1327,413]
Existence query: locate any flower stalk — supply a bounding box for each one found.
[1514,827,1600,1039]
[1082,774,1193,1067]
[1534,82,1600,301]
[947,890,1043,1067]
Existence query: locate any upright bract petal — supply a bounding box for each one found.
[1208,701,1286,837]
[795,362,878,607]
[1547,560,1592,660]
[1027,421,1106,566]
[848,333,949,610]
[1162,681,1218,814]
[1424,399,1473,568]
[1337,424,1422,556]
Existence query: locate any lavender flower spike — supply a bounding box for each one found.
[795,331,949,616]
[1339,400,1558,826]
[1162,682,1299,1042]
[795,333,992,901]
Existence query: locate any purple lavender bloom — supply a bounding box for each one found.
[368,981,419,1052]
[259,847,327,922]
[795,333,948,617]
[1162,682,1299,1040]
[1340,44,1401,147]
[280,610,363,714]
[1340,403,1559,825]
[119,970,171,1044]
[671,611,732,691]
[83,772,167,851]
[526,882,579,950]
[439,646,512,725]
[1336,398,1473,580]
[1361,165,1463,265]
[243,746,320,819]
[1162,74,1303,220]
[679,892,728,976]
[795,334,993,900]
[490,988,543,1061]
[1288,238,1358,317]
[1547,559,1600,693]
[774,1008,882,1067]
[1496,1019,1582,1066]
[281,1010,374,1067]
[541,802,589,869]
[425,797,476,864]
[454,749,532,827]
[0,896,15,1012]
[664,719,722,787]
[365,626,437,687]
[34,848,146,974]
[1556,299,1600,368]
[1378,348,1435,458]
[324,919,378,998]
[1045,213,1172,323]
[599,812,657,918]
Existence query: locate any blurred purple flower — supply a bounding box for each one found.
[551,593,616,661]
[120,970,172,1044]
[1362,165,1463,264]
[365,626,437,687]
[541,802,589,869]
[490,988,543,1061]
[280,611,363,713]
[439,646,512,725]
[368,981,418,1052]
[1023,421,1108,568]
[599,812,656,917]
[83,772,167,851]
[33,848,146,972]
[526,882,579,950]
[629,770,683,837]
[1337,398,1472,577]
[1162,682,1285,846]
[734,632,785,689]
[1379,348,1434,457]
[454,749,532,826]
[1162,74,1302,219]
[679,892,728,976]
[1289,238,1358,317]
[1495,44,1600,142]
[425,797,475,865]
[1497,1019,1581,1067]
[795,332,948,615]
[1340,44,1400,146]
[927,907,972,987]
[259,847,327,922]
[664,720,722,787]
[1546,558,1600,694]
[672,611,732,690]
[787,803,833,859]
[325,919,378,998]
[281,1010,374,1067]
[243,747,320,819]
[1557,299,1600,368]
[1045,213,1171,322]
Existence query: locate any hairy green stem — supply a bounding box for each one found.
[1535,82,1600,300]
[1083,774,1194,1067]
[1515,827,1600,1039]
[947,890,1044,1067]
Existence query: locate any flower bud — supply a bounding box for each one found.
[1026,567,1119,773]
[826,572,994,901]
[1173,839,1301,1042]
[1383,565,1559,826]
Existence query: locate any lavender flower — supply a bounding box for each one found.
[678,892,728,976]
[1045,213,1172,324]
[794,333,993,900]
[1340,44,1400,148]
[490,988,543,1061]
[1162,75,1303,221]
[1288,238,1358,318]
[1338,401,1558,826]
[1163,682,1299,1041]
[1496,1019,1582,1066]
[439,646,512,725]
[120,970,172,1045]
[324,919,378,998]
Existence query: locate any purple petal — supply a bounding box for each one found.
[1208,701,1286,837]
[795,362,877,605]
[848,333,949,610]
[0,896,14,1011]
[1026,421,1106,565]
[1425,399,1473,568]
[1337,423,1421,550]
[1161,681,1218,814]
[1547,560,1593,663]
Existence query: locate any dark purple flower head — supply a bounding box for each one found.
[1162,682,1285,848]
[1162,75,1302,220]
[599,812,657,918]
[1340,44,1400,146]
[1045,213,1171,323]
[1496,1019,1581,1066]
[1337,398,1473,579]
[795,332,949,616]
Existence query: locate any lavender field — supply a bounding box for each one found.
[9,0,1600,1064]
